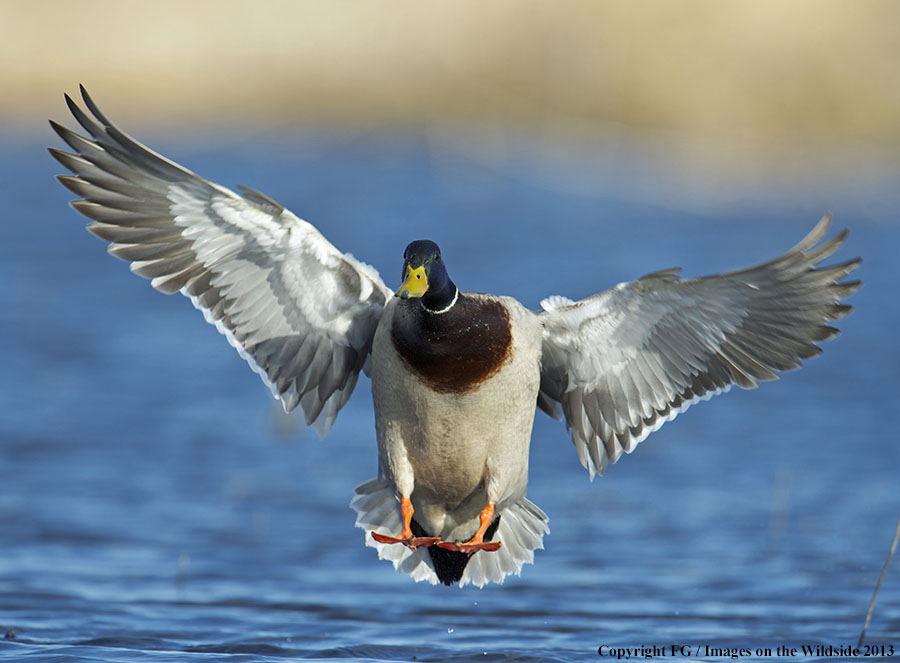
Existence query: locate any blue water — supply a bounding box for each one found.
[1,128,898,662]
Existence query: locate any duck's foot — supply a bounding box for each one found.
[369,495,440,549]
[434,502,501,555]
[436,540,502,554]
[371,531,441,549]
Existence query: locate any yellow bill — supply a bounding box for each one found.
[396,265,428,298]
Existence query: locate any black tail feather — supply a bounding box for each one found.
[410,516,501,586]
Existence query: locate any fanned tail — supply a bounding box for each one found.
[350,477,549,587]
[351,477,438,584]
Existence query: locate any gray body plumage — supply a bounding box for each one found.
[51,86,861,588]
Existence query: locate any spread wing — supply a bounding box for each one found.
[50,85,393,436]
[537,216,861,477]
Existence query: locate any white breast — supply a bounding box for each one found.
[370,295,543,534]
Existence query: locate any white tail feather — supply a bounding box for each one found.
[350,477,549,587]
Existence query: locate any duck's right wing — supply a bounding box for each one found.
[50,85,394,435]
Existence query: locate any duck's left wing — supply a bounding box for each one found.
[537,216,860,478]
[50,86,393,436]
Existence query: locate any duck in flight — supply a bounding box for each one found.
[50,86,861,587]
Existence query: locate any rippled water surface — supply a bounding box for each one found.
[1,130,898,662]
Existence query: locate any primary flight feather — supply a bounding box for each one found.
[51,86,860,587]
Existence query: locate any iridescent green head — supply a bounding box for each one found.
[396,240,458,312]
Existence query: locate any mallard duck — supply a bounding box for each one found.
[50,86,861,587]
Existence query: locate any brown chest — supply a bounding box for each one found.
[390,295,513,395]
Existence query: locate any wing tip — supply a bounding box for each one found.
[792,212,833,254]
[64,90,80,117]
[78,84,110,127]
[48,118,69,141]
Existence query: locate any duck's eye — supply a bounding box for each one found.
[434,254,441,263]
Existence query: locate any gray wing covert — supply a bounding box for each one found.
[50,86,393,435]
[538,217,861,477]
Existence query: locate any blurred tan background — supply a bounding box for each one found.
[3,0,899,202]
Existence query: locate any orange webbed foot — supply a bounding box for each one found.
[436,502,501,555]
[371,532,441,549]
[369,495,441,549]
[436,540,501,554]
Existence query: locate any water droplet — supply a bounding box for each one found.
[447,627,454,634]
